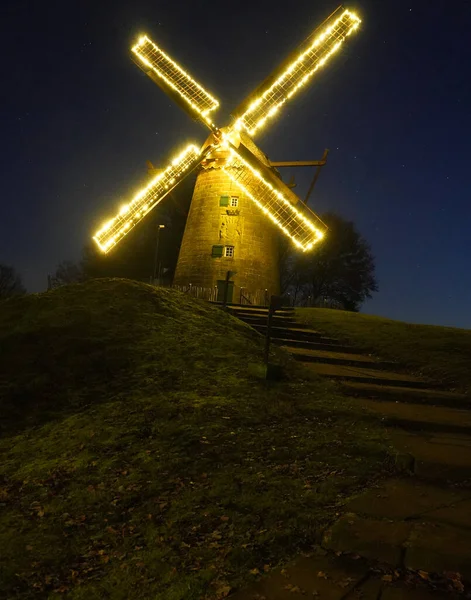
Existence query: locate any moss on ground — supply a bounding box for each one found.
[0,280,390,599]
[296,308,471,392]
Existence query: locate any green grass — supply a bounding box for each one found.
[296,308,471,392]
[0,279,391,599]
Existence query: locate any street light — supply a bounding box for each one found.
[153,224,165,285]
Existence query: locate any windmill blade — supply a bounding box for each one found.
[222,143,327,252]
[132,36,219,128]
[94,144,204,253]
[232,9,361,136]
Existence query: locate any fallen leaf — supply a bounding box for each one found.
[382,575,393,583]
[444,571,462,581]
[284,584,302,593]
[453,580,465,593]
[250,568,260,575]
[418,570,429,581]
[216,584,231,598]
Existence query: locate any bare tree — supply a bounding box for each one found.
[0,264,26,299]
[50,260,84,288]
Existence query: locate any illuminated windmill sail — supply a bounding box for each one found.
[92,7,362,255]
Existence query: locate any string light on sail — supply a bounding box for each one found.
[94,144,202,253]
[233,10,361,136]
[222,147,327,251]
[132,35,220,124]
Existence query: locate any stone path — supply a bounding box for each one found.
[228,305,471,598]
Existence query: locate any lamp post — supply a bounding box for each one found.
[153,224,165,285]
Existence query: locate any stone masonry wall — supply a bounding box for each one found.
[173,165,280,300]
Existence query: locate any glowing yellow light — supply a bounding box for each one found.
[132,35,219,123]
[93,144,202,253]
[91,8,361,255]
[223,147,327,251]
[233,9,361,136]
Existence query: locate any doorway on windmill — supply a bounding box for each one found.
[216,280,234,303]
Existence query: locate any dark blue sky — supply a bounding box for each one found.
[1,0,470,328]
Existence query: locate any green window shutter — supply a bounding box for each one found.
[219,195,229,206]
[211,245,224,257]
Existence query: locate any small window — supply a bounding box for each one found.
[219,196,230,207]
[211,245,224,257]
[230,196,239,207]
[224,245,234,258]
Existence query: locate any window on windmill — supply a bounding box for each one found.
[219,195,230,207]
[224,245,235,258]
[230,196,239,207]
[211,245,224,257]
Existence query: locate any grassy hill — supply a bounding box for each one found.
[296,308,471,392]
[0,280,390,599]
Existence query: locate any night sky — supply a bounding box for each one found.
[1,0,470,328]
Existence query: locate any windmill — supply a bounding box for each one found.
[92,7,361,303]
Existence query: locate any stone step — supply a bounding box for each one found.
[272,337,357,354]
[285,346,395,371]
[325,479,471,581]
[323,512,471,580]
[356,398,471,435]
[345,478,471,526]
[251,324,334,343]
[229,548,372,600]
[238,315,299,328]
[390,430,471,483]
[301,362,435,390]
[215,302,293,311]
[339,381,470,410]
[230,306,294,316]
[229,547,458,599]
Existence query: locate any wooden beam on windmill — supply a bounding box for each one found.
[305,148,330,205]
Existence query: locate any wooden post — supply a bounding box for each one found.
[265,295,284,367]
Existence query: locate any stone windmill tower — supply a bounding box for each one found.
[91,8,361,303]
[174,131,283,304]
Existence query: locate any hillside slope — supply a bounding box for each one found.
[0,280,390,599]
[0,278,265,435]
[296,308,471,392]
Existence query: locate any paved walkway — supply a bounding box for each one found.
[228,305,471,598]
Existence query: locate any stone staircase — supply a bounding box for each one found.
[229,304,471,595]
